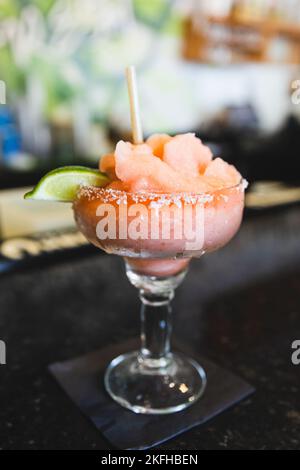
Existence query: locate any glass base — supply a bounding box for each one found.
[104,351,207,415]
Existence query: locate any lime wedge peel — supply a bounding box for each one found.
[24,166,110,202]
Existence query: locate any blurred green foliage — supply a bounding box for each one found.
[133,0,172,29]
[0,0,19,19]
[0,0,183,123]
[0,0,56,18]
[0,46,26,95]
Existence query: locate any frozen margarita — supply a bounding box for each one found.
[74,133,245,276]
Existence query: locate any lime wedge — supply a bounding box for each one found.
[24,166,109,202]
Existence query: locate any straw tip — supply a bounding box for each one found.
[125,65,143,144]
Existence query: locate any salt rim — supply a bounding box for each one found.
[77,178,247,206]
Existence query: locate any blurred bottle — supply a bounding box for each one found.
[0,106,36,170]
[0,107,17,165]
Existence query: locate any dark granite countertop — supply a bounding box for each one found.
[0,206,300,450]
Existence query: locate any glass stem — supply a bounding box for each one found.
[138,289,174,368]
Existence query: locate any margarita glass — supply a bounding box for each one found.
[73,179,245,414]
[24,68,246,415]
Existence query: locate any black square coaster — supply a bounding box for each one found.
[49,339,254,450]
